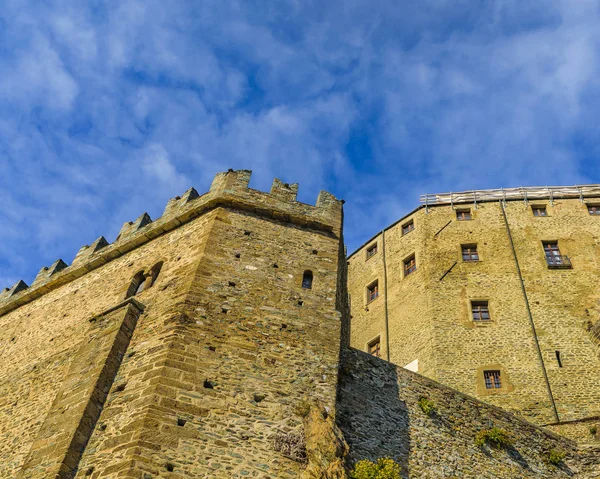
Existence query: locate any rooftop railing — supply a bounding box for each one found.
[420,185,600,207]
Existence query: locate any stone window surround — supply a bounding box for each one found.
[461,243,481,262]
[367,335,382,358]
[401,219,415,236]
[531,203,550,217]
[476,364,514,396]
[365,242,378,260]
[402,253,417,278]
[456,208,473,221]
[467,297,494,327]
[365,279,379,305]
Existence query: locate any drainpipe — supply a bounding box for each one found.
[500,201,560,423]
[382,229,391,362]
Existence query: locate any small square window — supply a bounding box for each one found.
[456,209,471,221]
[462,244,479,262]
[471,301,490,321]
[588,205,600,215]
[367,281,379,303]
[366,243,378,259]
[532,205,547,217]
[403,255,416,276]
[368,337,381,358]
[484,370,502,389]
[402,220,414,235]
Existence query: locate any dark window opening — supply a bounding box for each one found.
[532,205,548,217]
[462,244,479,262]
[368,337,381,358]
[302,270,313,289]
[367,281,379,303]
[456,209,472,221]
[556,351,563,368]
[588,205,600,215]
[366,243,378,259]
[146,261,163,289]
[126,271,146,299]
[402,220,414,235]
[484,370,501,389]
[472,301,490,321]
[404,255,417,276]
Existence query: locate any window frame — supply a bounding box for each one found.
[366,243,378,260]
[402,220,415,236]
[483,370,502,390]
[366,280,379,304]
[456,209,472,221]
[587,204,600,216]
[531,205,548,217]
[367,336,382,358]
[462,244,480,262]
[471,300,490,322]
[403,254,417,277]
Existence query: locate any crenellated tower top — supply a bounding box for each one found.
[0,169,343,317]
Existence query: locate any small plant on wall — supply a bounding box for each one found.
[545,449,566,466]
[474,427,513,449]
[418,397,437,416]
[350,457,401,479]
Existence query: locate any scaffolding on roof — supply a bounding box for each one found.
[420,185,600,208]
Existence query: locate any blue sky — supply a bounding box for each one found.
[1,0,600,288]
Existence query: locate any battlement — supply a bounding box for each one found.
[0,169,343,317]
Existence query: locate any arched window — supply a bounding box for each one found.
[302,270,313,289]
[145,261,163,289]
[126,271,146,299]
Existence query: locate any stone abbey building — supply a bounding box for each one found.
[348,186,600,427]
[1,170,600,478]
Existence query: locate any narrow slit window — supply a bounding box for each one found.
[367,281,379,303]
[484,370,501,389]
[302,270,313,289]
[556,351,563,368]
[126,271,146,299]
[532,205,547,217]
[366,243,378,259]
[462,244,479,262]
[456,209,471,221]
[146,261,163,289]
[402,220,414,235]
[368,337,381,358]
[471,301,490,321]
[403,255,416,276]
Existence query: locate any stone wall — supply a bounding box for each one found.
[0,170,346,479]
[347,197,600,425]
[337,348,600,478]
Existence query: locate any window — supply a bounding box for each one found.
[366,243,378,259]
[302,270,313,289]
[462,244,479,262]
[402,220,414,235]
[367,281,379,303]
[471,301,490,321]
[588,205,600,215]
[484,370,502,389]
[456,209,471,221]
[532,205,547,217]
[403,255,416,276]
[543,241,571,268]
[555,350,563,368]
[126,271,147,299]
[368,337,381,358]
[145,262,163,289]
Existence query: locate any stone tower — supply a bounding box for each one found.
[0,170,347,479]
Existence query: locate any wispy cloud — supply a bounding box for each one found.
[0,0,599,285]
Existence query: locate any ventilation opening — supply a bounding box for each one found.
[312,249,318,255]
[99,424,107,431]
[115,383,127,393]
[177,418,187,427]
[228,281,236,287]
[235,253,241,258]
[244,230,251,236]
[556,350,563,368]
[85,467,94,476]
[208,345,216,352]
[297,300,304,306]
[166,463,175,472]
[204,379,214,389]
[273,263,279,268]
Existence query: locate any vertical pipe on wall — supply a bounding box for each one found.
[500,201,560,423]
[382,229,391,362]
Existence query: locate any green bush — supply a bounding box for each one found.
[350,458,401,479]
[418,397,437,416]
[474,427,513,449]
[590,425,597,436]
[546,449,566,466]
